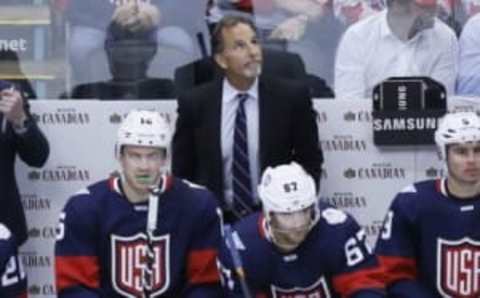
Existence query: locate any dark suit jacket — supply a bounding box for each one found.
[0,85,49,245]
[172,75,323,212]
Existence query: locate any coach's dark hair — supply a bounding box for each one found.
[211,15,257,54]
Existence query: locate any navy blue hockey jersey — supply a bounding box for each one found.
[375,179,480,297]
[218,202,385,298]
[55,176,223,297]
[0,224,27,298]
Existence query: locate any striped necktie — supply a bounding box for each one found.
[232,93,254,219]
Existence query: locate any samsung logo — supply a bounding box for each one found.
[373,117,439,131]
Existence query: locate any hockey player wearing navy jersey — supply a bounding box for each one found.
[55,110,223,297]
[0,223,27,298]
[218,162,386,298]
[376,111,480,297]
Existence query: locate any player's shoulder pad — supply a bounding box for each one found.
[72,187,90,197]
[388,181,437,220]
[180,178,207,191]
[70,179,112,199]
[232,213,262,240]
[399,184,417,194]
[172,178,220,220]
[321,207,348,225]
[178,178,218,206]
[395,181,437,206]
[65,179,111,212]
[0,224,11,240]
[398,179,436,196]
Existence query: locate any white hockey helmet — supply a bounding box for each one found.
[258,162,318,214]
[434,111,480,160]
[258,162,320,251]
[116,110,172,158]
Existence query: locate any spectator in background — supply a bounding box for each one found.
[457,13,480,95]
[172,15,322,223]
[0,49,36,100]
[206,0,284,50]
[0,80,49,246]
[462,0,480,19]
[435,0,465,35]
[333,0,379,26]
[65,3,176,100]
[375,112,480,297]
[267,0,346,88]
[208,0,275,15]
[59,0,196,85]
[335,0,458,99]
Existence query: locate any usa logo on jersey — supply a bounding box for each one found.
[111,233,170,297]
[270,276,331,298]
[437,237,480,297]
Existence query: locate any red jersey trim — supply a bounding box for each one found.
[378,255,417,285]
[187,249,220,284]
[333,266,385,296]
[258,215,266,239]
[55,256,100,292]
[435,178,444,195]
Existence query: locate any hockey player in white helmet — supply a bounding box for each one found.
[56,110,223,297]
[376,111,480,297]
[435,111,480,188]
[115,110,172,202]
[258,161,320,252]
[218,162,386,297]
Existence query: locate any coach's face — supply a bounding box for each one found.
[215,23,262,90]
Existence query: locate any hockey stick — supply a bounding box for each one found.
[223,225,253,298]
[143,175,168,297]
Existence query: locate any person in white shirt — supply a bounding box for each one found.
[457,13,480,96]
[334,0,458,100]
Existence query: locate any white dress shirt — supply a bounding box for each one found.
[457,13,480,96]
[335,10,458,99]
[221,78,260,207]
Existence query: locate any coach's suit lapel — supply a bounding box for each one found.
[258,76,273,172]
[204,79,224,194]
